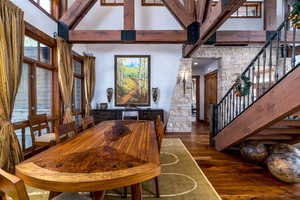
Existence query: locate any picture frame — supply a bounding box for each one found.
[114,55,151,107]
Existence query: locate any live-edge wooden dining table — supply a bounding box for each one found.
[16,120,161,200]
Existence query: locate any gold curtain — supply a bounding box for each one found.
[56,37,74,124]
[0,0,24,173]
[84,56,96,116]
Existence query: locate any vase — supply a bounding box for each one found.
[106,88,113,108]
[152,88,159,107]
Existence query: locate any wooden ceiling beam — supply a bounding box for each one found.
[215,31,266,44]
[197,0,209,24]
[69,30,187,43]
[264,0,277,30]
[60,0,97,29]
[162,0,195,29]
[183,0,246,57]
[124,0,135,30]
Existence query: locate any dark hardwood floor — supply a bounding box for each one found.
[167,122,300,200]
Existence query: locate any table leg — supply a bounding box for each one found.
[48,192,61,200]
[131,183,143,200]
[91,191,105,200]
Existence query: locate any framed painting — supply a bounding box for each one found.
[115,55,151,106]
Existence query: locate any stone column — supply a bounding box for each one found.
[166,58,193,133]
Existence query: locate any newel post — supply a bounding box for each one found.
[209,104,218,147]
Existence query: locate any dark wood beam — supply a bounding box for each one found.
[60,0,97,29]
[214,65,300,151]
[52,0,68,20]
[183,0,246,57]
[124,0,135,30]
[162,0,195,29]
[197,0,209,24]
[215,31,266,44]
[185,0,196,17]
[69,30,187,43]
[264,0,277,30]
[25,22,56,47]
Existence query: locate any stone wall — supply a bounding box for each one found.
[167,58,193,133]
[192,44,264,101]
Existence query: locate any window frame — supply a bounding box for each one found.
[141,0,164,6]
[100,0,124,6]
[13,23,57,154]
[211,1,262,18]
[72,54,85,128]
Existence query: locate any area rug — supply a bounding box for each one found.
[27,138,221,200]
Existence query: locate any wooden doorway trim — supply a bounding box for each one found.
[192,75,200,122]
[204,70,218,122]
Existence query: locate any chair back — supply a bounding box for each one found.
[155,115,165,151]
[57,121,77,143]
[81,116,95,130]
[0,169,29,200]
[122,111,139,120]
[28,114,51,145]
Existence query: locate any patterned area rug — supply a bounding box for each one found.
[27,138,221,200]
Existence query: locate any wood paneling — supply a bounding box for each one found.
[16,121,160,193]
[215,66,300,151]
[60,0,98,29]
[69,30,187,43]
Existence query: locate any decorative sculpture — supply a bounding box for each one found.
[152,88,159,105]
[106,88,113,108]
[240,142,268,164]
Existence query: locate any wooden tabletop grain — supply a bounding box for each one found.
[16,120,160,193]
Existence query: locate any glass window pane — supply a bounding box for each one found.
[12,64,29,123]
[24,37,38,60]
[238,6,247,16]
[36,67,52,116]
[74,78,82,112]
[74,60,82,74]
[75,115,82,127]
[248,6,257,16]
[40,43,51,64]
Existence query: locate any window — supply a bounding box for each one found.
[212,2,261,18]
[12,64,30,123]
[30,0,52,13]
[101,0,124,6]
[100,0,164,6]
[142,0,164,6]
[72,58,84,127]
[36,67,53,116]
[13,35,55,152]
[24,36,52,64]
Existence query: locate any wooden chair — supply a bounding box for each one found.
[81,116,95,130]
[57,122,78,143]
[29,114,56,148]
[0,169,90,200]
[122,111,139,120]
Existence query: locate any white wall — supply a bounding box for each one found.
[88,44,182,115]
[11,0,57,37]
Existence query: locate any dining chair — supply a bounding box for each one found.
[122,111,139,120]
[28,114,56,148]
[57,121,78,143]
[0,169,91,200]
[81,116,95,130]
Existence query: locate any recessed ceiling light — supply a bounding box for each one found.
[194,62,198,65]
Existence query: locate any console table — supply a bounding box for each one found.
[91,109,164,124]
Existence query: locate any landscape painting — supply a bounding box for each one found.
[115,55,150,106]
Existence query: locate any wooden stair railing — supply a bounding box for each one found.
[211,16,300,151]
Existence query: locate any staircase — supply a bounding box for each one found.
[211,18,300,151]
